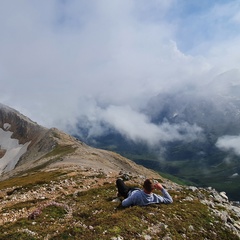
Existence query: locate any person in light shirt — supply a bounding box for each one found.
[116,178,173,207]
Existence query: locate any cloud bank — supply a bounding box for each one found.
[1,0,240,145]
[80,104,203,146]
[216,135,240,156]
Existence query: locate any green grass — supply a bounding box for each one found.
[43,145,76,159]
[28,145,76,172]
[136,156,240,201]
[158,171,195,186]
[0,171,65,190]
[0,172,238,240]
[2,199,43,212]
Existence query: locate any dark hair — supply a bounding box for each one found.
[143,179,154,193]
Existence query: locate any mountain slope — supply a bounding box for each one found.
[0,103,159,181]
[0,103,240,239]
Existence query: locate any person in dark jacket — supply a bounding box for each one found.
[116,178,173,207]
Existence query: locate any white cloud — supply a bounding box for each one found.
[216,135,240,156]
[80,105,203,146]
[0,1,240,145]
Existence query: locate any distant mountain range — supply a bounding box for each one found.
[74,69,240,200]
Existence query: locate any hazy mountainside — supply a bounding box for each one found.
[146,73,240,135]
[0,103,240,239]
[74,70,240,201]
[141,69,240,201]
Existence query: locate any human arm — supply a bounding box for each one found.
[154,183,173,204]
[121,190,140,207]
[122,196,134,207]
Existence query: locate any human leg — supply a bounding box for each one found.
[116,179,131,198]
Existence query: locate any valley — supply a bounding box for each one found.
[74,73,240,201]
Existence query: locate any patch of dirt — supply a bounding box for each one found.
[0,149,6,158]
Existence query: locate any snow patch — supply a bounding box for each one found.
[0,126,31,174]
[172,112,179,118]
[230,173,239,178]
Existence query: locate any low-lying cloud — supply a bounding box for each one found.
[69,104,203,146]
[216,135,240,156]
[102,105,203,145]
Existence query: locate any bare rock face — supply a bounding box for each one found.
[0,103,47,145]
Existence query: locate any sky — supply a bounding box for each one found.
[1,0,240,153]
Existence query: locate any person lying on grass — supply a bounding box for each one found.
[116,178,173,207]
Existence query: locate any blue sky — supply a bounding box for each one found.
[167,0,240,53]
[1,0,240,146]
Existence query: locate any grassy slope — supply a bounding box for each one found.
[0,169,238,240]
